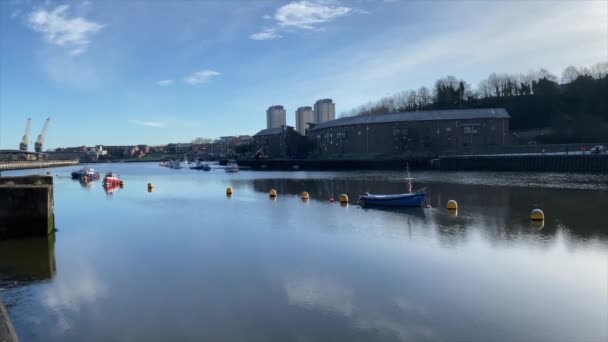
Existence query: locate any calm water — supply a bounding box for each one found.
[1,163,607,342]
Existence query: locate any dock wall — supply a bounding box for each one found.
[0,176,54,239]
[230,154,608,172]
[0,160,78,171]
[436,154,608,172]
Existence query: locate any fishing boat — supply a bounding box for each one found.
[358,164,426,208]
[189,161,209,170]
[168,160,182,169]
[80,168,100,182]
[71,167,88,179]
[102,172,121,187]
[72,168,100,181]
[224,160,239,173]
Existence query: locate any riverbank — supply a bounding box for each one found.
[0,299,18,342]
[229,153,608,172]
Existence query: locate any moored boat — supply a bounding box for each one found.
[359,190,426,207]
[359,163,427,208]
[71,168,87,179]
[190,161,209,170]
[224,160,239,173]
[102,172,121,187]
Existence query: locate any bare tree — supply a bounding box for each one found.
[561,65,581,83]
[417,86,432,108]
[589,61,608,79]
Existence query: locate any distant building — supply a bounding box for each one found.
[314,99,335,124]
[167,143,192,154]
[267,105,287,129]
[309,108,510,156]
[295,106,314,135]
[252,126,307,158]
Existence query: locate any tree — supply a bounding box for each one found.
[561,66,581,83]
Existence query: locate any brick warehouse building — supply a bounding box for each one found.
[308,108,510,156]
[252,126,307,158]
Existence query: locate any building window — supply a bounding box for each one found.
[336,132,348,139]
[463,124,480,134]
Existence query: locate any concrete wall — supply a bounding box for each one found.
[0,176,54,239]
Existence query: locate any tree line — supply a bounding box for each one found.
[345,62,608,143]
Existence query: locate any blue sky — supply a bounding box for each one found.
[0,0,606,149]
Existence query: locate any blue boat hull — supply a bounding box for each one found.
[359,191,426,207]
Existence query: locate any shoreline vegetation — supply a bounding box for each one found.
[343,62,607,144]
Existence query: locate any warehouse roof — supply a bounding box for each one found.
[254,126,302,137]
[311,108,510,131]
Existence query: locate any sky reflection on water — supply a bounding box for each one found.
[1,164,607,342]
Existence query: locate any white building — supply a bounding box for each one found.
[266,105,287,129]
[295,106,314,135]
[314,99,336,124]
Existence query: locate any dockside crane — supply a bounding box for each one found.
[34,117,51,153]
[19,118,32,151]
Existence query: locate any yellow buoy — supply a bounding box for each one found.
[447,200,458,210]
[301,191,309,200]
[448,209,458,217]
[269,189,277,198]
[530,209,545,221]
[226,187,233,195]
[148,187,153,193]
[339,194,349,204]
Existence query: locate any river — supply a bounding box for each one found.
[1,163,607,342]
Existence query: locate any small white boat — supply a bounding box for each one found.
[224,160,239,173]
[171,160,182,169]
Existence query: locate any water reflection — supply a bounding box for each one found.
[243,177,608,242]
[0,235,56,283]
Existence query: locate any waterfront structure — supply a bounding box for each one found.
[295,106,315,135]
[267,105,287,129]
[314,99,336,124]
[308,108,510,156]
[252,126,307,158]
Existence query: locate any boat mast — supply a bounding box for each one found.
[406,162,413,193]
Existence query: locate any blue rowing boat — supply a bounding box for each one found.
[359,190,426,208]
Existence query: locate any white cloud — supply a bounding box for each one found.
[128,120,165,128]
[184,69,221,85]
[250,28,281,40]
[251,1,355,40]
[27,5,104,56]
[156,79,175,86]
[274,1,351,30]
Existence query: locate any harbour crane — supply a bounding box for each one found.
[19,118,32,151]
[34,117,51,153]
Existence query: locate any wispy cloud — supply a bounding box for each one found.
[184,69,221,85]
[275,1,351,30]
[250,28,281,40]
[128,120,165,128]
[251,1,355,40]
[156,79,175,86]
[27,5,104,56]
